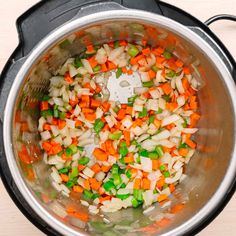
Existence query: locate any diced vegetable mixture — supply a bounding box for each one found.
[38,40,200,215]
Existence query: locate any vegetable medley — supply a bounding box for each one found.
[39,40,200,215]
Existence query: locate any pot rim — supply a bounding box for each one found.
[3,9,236,236]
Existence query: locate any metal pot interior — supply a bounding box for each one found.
[9,15,235,235]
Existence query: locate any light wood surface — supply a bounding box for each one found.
[0,1,235,235]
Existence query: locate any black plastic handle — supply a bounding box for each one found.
[205,14,236,26]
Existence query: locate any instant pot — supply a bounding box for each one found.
[0,0,236,235]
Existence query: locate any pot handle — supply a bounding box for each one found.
[205,14,236,26]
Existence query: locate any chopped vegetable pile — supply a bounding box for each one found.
[38,40,200,215]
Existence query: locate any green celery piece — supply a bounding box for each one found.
[109,131,122,140]
[133,189,144,202]
[128,45,139,57]
[179,143,188,149]
[94,118,105,134]
[118,141,128,157]
[59,39,70,49]
[148,151,159,159]
[116,68,122,79]
[111,164,119,175]
[83,190,93,199]
[65,181,74,188]
[138,107,147,118]
[114,41,120,48]
[103,181,115,191]
[182,118,188,128]
[59,111,66,120]
[166,70,176,78]
[151,65,159,72]
[58,167,69,174]
[126,169,132,178]
[156,107,163,114]
[116,193,130,200]
[42,95,50,101]
[131,198,140,208]
[159,164,166,172]
[142,80,154,88]
[78,157,90,165]
[68,144,77,154]
[40,109,53,118]
[155,145,164,157]
[93,65,101,72]
[69,167,79,179]
[92,193,100,200]
[163,171,170,177]
[139,149,149,157]
[77,146,84,151]
[148,115,155,124]
[113,174,122,186]
[162,94,171,102]
[128,95,137,106]
[74,57,83,68]
[163,50,173,59]
[65,147,73,157]
[113,106,120,113]
[53,109,59,118]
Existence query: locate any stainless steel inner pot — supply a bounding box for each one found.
[3,3,236,236]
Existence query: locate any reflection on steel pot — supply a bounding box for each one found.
[0,1,236,236]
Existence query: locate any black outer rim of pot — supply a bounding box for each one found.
[0,1,235,236]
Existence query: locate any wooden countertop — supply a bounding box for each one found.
[0,1,235,235]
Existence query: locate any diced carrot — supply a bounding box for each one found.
[107,61,117,70]
[18,144,31,164]
[105,140,116,155]
[175,59,184,67]
[101,165,111,172]
[42,141,52,152]
[99,195,111,203]
[170,203,185,214]
[91,163,101,174]
[73,185,84,193]
[191,112,201,121]
[84,179,90,190]
[134,178,141,189]
[75,120,83,127]
[155,217,171,227]
[130,54,144,65]
[95,85,102,93]
[157,194,168,202]
[90,180,102,191]
[123,130,131,146]
[142,47,151,55]
[156,56,165,64]
[183,67,191,75]
[163,146,171,153]
[91,99,101,108]
[64,72,74,84]
[102,124,110,132]
[169,183,175,193]
[40,101,49,111]
[88,56,98,68]
[93,148,108,161]
[142,178,151,190]
[58,120,66,129]
[20,122,29,132]
[82,108,94,114]
[43,123,51,131]
[142,39,147,46]
[156,176,165,189]
[80,95,90,107]
[182,78,190,91]
[122,67,128,73]
[148,69,156,80]
[84,113,96,121]
[101,63,108,72]
[152,159,160,170]
[117,109,126,120]
[119,40,128,46]
[154,119,161,128]
[51,144,62,155]
[126,106,133,115]
[78,164,85,171]
[161,83,172,95]
[185,139,197,149]
[178,148,189,157]
[157,47,164,54]
[60,174,69,182]
[86,44,94,53]
[102,102,111,112]
[72,212,89,222]
[61,153,72,161]
[127,69,133,75]
[124,155,134,164]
